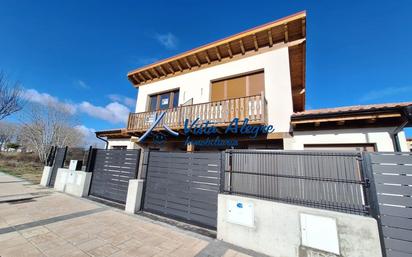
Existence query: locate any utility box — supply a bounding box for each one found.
[69,160,83,171]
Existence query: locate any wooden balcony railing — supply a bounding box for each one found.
[127,92,267,132]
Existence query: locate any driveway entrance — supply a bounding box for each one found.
[143,151,224,229]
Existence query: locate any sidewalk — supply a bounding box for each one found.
[0,172,265,257]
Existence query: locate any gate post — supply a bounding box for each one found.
[220,151,226,193]
[40,146,56,186]
[125,148,145,214]
[361,152,386,257]
[85,147,97,173]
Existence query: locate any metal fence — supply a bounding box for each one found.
[46,146,90,170]
[63,147,89,169]
[223,149,369,215]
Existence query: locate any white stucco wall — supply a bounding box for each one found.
[218,194,382,257]
[107,138,137,149]
[135,45,293,133]
[284,127,409,152]
[397,131,410,152]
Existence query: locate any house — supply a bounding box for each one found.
[96,11,412,152]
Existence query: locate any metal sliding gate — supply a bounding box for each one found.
[143,151,223,229]
[89,149,141,204]
[364,152,412,257]
[48,147,67,187]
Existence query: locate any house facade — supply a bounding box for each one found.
[96,11,411,152]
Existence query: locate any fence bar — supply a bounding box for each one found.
[223,149,370,216]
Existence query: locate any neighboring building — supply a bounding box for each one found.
[407,138,412,151]
[96,11,411,152]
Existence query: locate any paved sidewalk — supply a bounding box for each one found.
[0,172,265,257]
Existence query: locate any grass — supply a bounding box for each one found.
[0,152,44,184]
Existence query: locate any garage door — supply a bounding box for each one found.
[143,151,223,229]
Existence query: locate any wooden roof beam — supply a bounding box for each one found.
[205,52,211,64]
[166,63,175,74]
[151,68,160,78]
[175,60,183,71]
[302,19,306,38]
[227,43,233,58]
[184,57,192,69]
[252,34,258,51]
[193,54,201,67]
[284,23,289,43]
[268,30,273,47]
[126,12,306,77]
[158,66,167,76]
[367,118,376,124]
[145,71,153,80]
[215,47,222,61]
[239,39,245,55]
[292,88,306,95]
[132,74,141,84]
[137,73,146,81]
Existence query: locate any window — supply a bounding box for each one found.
[211,71,264,101]
[148,89,179,111]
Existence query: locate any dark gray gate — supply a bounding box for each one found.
[89,149,141,204]
[48,147,67,187]
[365,152,412,257]
[143,151,223,229]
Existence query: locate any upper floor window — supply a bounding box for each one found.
[148,89,179,111]
[210,71,264,101]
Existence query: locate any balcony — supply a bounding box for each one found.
[127,92,267,133]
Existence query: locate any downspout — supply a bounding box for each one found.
[96,135,109,149]
[391,106,412,151]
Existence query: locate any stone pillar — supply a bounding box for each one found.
[40,166,53,187]
[125,179,145,214]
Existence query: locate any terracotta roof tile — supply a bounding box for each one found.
[292,102,412,117]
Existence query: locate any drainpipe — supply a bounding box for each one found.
[391,106,412,152]
[96,135,109,149]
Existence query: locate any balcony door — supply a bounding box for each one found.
[148,89,179,111]
[211,71,264,101]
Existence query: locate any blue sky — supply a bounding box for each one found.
[0,0,411,138]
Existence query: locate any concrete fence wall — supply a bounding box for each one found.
[53,168,92,197]
[217,194,382,257]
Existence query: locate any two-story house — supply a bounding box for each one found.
[96,11,411,152]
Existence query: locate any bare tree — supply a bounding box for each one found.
[0,122,17,151]
[0,71,23,120]
[19,102,84,162]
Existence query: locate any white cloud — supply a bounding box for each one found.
[155,32,178,49]
[75,125,105,148]
[78,101,130,124]
[22,89,77,114]
[22,89,131,124]
[108,94,135,108]
[75,124,96,136]
[76,80,90,90]
[360,86,412,102]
